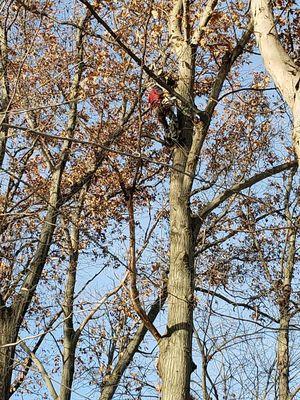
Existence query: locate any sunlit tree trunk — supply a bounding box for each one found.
[157,2,254,398]
[251,0,300,163]
[0,309,17,399]
[158,3,199,398]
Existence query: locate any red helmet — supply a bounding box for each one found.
[148,86,163,108]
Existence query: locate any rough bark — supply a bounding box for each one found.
[277,312,290,400]
[276,171,297,400]
[0,307,16,399]
[158,3,199,398]
[251,0,300,162]
[157,9,253,400]
[158,200,198,400]
[59,209,81,400]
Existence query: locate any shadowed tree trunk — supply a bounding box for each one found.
[276,170,297,400]
[59,202,82,400]
[0,17,86,399]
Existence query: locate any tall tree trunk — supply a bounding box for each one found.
[0,308,17,399]
[60,191,84,400]
[157,4,252,398]
[276,171,296,400]
[277,310,290,400]
[60,338,76,400]
[59,246,78,400]
[158,7,199,393]
[158,199,197,399]
[251,0,300,162]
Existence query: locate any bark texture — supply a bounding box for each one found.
[276,171,297,400]
[60,216,80,400]
[277,313,290,400]
[251,0,300,162]
[158,3,199,398]
[0,308,16,399]
[156,3,254,399]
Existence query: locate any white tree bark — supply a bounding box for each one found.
[251,0,300,162]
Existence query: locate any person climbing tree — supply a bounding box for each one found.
[148,77,179,146]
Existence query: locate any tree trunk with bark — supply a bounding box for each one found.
[158,4,199,397]
[251,0,300,163]
[0,308,17,399]
[157,3,253,398]
[276,170,297,400]
[277,310,290,400]
[60,227,79,400]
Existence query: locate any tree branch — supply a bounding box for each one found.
[251,0,299,109]
[183,23,253,194]
[205,21,254,117]
[100,286,167,400]
[125,189,162,342]
[191,0,219,45]
[10,310,62,394]
[199,160,297,220]
[78,0,208,120]
[195,287,278,323]
[19,340,58,400]
[169,0,184,44]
